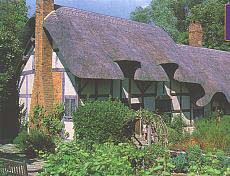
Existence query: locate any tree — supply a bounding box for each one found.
[0,0,28,143]
[131,0,202,43]
[170,0,204,32]
[131,0,230,50]
[131,0,180,41]
[188,0,230,51]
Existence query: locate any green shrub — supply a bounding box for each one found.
[193,116,230,152]
[13,130,29,152]
[14,104,63,157]
[39,141,229,176]
[172,153,188,173]
[30,104,64,138]
[168,127,183,144]
[139,144,175,175]
[161,113,172,127]
[39,142,134,176]
[170,115,185,134]
[163,114,188,145]
[28,129,55,153]
[136,109,169,145]
[186,145,230,175]
[0,160,6,176]
[41,104,64,138]
[13,129,55,157]
[39,142,175,176]
[73,99,135,144]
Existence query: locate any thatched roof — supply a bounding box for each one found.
[23,6,230,106]
[43,7,185,81]
[176,45,230,106]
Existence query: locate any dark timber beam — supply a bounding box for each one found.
[120,80,122,100]
[95,80,98,100]
[110,80,113,98]
[128,79,131,107]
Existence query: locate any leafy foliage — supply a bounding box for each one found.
[29,104,64,138]
[170,115,186,134]
[0,0,28,35]
[130,0,204,43]
[192,115,230,153]
[131,0,179,40]
[39,141,229,176]
[171,145,230,175]
[42,104,64,138]
[188,0,230,51]
[136,109,169,145]
[39,142,133,176]
[0,159,9,176]
[13,129,55,158]
[73,99,135,144]
[161,114,187,145]
[0,0,28,141]
[14,105,64,157]
[186,145,230,175]
[172,153,188,173]
[131,0,230,50]
[39,141,175,176]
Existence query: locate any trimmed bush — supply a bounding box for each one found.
[73,99,135,143]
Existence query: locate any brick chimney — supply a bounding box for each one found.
[30,0,55,114]
[188,22,203,47]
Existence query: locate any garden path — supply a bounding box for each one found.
[0,144,44,175]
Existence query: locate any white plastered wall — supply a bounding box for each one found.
[19,51,77,140]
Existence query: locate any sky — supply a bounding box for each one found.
[26,0,151,19]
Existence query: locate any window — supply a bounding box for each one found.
[155,97,172,113]
[192,103,204,119]
[64,98,76,119]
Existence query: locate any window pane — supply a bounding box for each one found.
[70,99,76,115]
[65,98,76,118]
[65,99,71,117]
[156,99,172,113]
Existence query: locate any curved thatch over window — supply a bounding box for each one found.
[22,5,230,106]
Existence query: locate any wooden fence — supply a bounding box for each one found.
[0,158,28,176]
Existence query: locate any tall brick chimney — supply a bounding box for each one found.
[188,21,203,47]
[30,0,55,114]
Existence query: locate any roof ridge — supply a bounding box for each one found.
[56,6,160,32]
[177,44,230,54]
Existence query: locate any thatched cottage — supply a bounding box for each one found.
[19,1,230,139]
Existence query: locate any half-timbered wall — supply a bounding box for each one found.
[165,80,192,125]
[19,51,77,139]
[20,51,213,139]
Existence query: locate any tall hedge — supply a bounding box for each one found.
[73,99,135,143]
